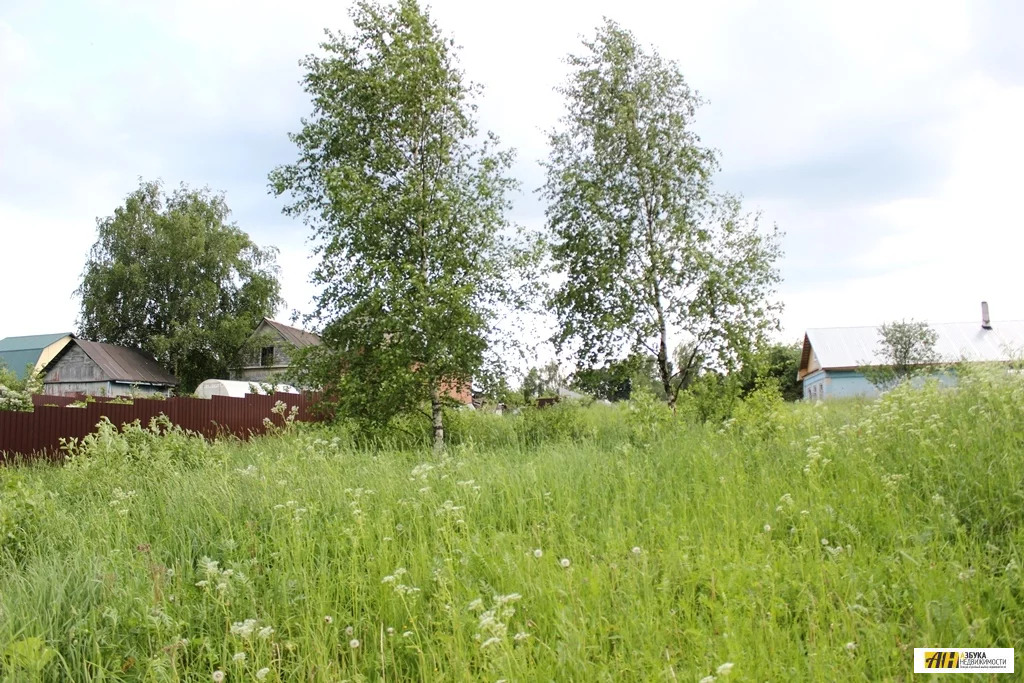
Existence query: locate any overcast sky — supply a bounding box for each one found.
[2,0,1023,353]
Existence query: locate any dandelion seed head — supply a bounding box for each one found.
[533,548,543,558]
[324,615,333,624]
[212,672,226,682]
[716,662,734,675]
[560,558,571,568]
[232,652,246,662]
[349,638,360,649]
[846,641,857,652]
[631,546,642,555]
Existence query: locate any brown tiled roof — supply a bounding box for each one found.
[263,319,321,348]
[67,339,178,385]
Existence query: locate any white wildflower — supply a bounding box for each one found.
[345,625,354,636]
[402,631,414,637]
[468,598,485,611]
[256,669,271,680]
[533,548,543,558]
[481,636,501,649]
[846,641,857,652]
[699,677,716,683]
[560,558,571,568]
[232,652,246,662]
[821,538,829,546]
[230,619,258,639]
[349,638,360,649]
[631,546,642,555]
[386,627,395,636]
[514,632,530,641]
[764,524,771,533]
[716,662,734,675]
[212,672,226,683]
[324,615,333,624]
[257,626,274,639]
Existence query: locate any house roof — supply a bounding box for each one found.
[0,333,73,379]
[45,339,179,386]
[261,318,321,348]
[800,321,1024,375]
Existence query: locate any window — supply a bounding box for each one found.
[260,346,275,367]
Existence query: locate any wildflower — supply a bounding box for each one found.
[232,652,246,662]
[716,662,734,675]
[481,637,501,649]
[382,575,396,584]
[533,548,543,558]
[699,677,716,683]
[821,538,829,546]
[631,547,642,555]
[324,615,333,624]
[560,558,571,568]
[495,593,522,605]
[345,625,354,636]
[386,627,395,636]
[402,631,414,637]
[258,626,274,639]
[468,598,484,611]
[230,619,258,639]
[212,672,226,682]
[764,524,771,533]
[195,580,209,588]
[349,639,360,649]
[256,669,271,680]
[514,632,530,641]
[846,641,857,652]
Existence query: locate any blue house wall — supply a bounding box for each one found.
[802,368,958,400]
[802,369,878,400]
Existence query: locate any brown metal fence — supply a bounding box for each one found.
[0,392,327,462]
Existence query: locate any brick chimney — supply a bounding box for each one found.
[981,301,992,329]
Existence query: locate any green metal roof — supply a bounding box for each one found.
[0,333,73,380]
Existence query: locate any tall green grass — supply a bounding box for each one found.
[1,368,1022,681]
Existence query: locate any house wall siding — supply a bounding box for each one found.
[44,345,103,384]
[802,368,959,400]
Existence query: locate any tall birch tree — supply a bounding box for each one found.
[543,20,783,408]
[271,0,533,449]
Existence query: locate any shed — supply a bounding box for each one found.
[0,333,74,380]
[41,339,178,397]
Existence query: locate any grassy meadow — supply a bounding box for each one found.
[1,369,1022,681]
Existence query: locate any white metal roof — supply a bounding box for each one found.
[803,321,1024,371]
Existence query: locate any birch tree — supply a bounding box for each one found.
[270,0,534,449]
[543,20,783,408]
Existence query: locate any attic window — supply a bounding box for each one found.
[261,346,275,367]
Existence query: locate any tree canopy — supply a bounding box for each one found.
[862,319,941,390]
[76,180,282,392]
[543,20,783,408]
[270,0,537,449]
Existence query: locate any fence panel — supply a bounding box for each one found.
[0,393,324,463]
